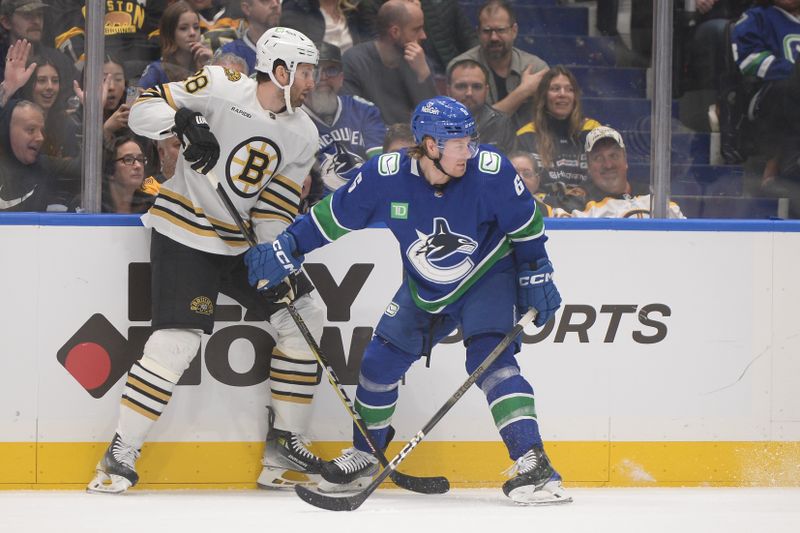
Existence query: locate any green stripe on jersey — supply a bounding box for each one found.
[490,394,537,430]
[741,51,771,76]
[508,207,545,241]
[355,398,396,429]
[311,195,351,242]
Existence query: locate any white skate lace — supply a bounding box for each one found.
[502,449,538,477]
[332,448,375,474]
[111,438,140,469]
[289,434,318,461]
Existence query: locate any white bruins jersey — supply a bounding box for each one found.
[129,66,317,255]
[553,194,685,219]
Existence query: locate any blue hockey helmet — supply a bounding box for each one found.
[411,96,479,156]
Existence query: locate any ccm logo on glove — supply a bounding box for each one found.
[519,272,553,285]
[273,240,297,273]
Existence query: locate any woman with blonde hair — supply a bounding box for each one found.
[514,65,601,190]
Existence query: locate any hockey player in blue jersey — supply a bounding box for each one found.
[244,96,571,505]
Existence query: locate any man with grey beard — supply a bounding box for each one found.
[303,42,386,193]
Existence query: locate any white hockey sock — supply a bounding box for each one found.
[117,361,176,449]
[269,350,320,434]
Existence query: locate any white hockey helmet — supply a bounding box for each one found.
[255,27,319,113]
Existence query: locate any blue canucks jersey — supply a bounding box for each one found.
[289,147,549,313]
[303,95,386,192]
[732,6,800,81]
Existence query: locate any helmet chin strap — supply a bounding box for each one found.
[267,69,297,114]
[423,144,457,181]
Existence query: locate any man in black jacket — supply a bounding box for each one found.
[0,99,78,211]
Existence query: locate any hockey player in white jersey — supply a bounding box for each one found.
[87,27,327,494]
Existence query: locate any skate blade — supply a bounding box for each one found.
[316,475,373,494]
[257,466,319,490]
[508,481,573,506]
[86,470,132,495]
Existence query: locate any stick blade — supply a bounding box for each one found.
[294,484,368,512]
[390,471,450,494]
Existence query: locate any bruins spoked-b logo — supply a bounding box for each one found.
[406,217,478,284]
[190,296,214,316]
[226,136,282,197]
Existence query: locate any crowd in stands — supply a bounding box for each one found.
[0,0,795,219]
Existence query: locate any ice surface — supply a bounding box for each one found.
[1,488,799,533]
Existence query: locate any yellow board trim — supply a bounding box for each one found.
[0,443,36,483]
[2,441,799,488]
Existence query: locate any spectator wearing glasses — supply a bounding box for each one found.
[303,42,385,193]
[218,0,282,74]
[90,135,157,214]
[448,0,548,129]
[341,0,437,124]
[508,149,551,216]
[447,58,514,154]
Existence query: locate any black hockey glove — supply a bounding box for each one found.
[262,272,300,305]
[172,108,220,174]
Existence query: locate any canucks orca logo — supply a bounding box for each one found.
[406,218,478,283]
[320,141,364,190]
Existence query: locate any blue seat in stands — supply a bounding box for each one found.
[673,196,784,219]
[582,98,679,131]
[517,35,617,67]
[621,131,711,165]
[570,66,646,98]
[464,5,589,35]
[628,165,745,196]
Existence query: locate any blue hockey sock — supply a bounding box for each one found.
[466,334,542,460]
[353,337,419,453]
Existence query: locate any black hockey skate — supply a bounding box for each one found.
[502,445,572,505]
[86,433,141,494]
[257,408,324,489]
[317,447,379,493]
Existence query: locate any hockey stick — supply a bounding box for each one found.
[203,170,449,495]
[295,308,537,511]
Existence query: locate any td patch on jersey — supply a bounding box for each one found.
[226,136,282,197]
[406,217,478,284]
